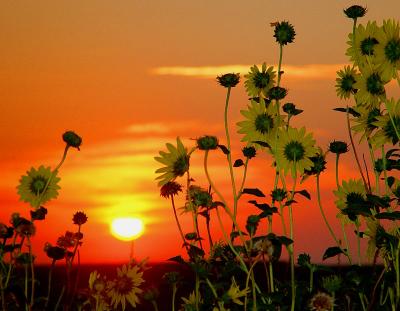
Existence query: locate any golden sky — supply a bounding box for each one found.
[0,0,399,263]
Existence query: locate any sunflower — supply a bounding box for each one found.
[334,179,366,222]
[272,127,318,176]
[351,106,381,141]
[375,19,400,81]
[107,264,144,311]
[335,66,358,99]
[308,292,335,311]
[237,99,282,149]
[346,21,382,69]
[17,165,60,208]
[371,97,400,147]
[155,137,191,186]
[354,66,387,109]
[244,63,276,98]
[226,277,250,305]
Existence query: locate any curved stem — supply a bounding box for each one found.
[171,196,189,253]
[346,106,369,192]
[45,259,56,308]
[335,154,340,189]
[171,284,177,311]
[381,146,389,195]
[237,158,249,200]
[223,87,239,230]
[27,237,35,307]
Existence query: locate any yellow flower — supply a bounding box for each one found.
[334,179,366,223]
[181,291,202,310]
[309,292,335,311]
[375,19,400,81]
[107,264,144,311]
[354,65,387,109]
[17,165,60,208]
[351,106,381,142]
[371,98,400,147]
[155,137,191,186]
[346,21,382,69]
[237,99,283,149]
[335,66,358,99]
[226,277,250,305]
[272,127,318,176]
[244,63,276,98]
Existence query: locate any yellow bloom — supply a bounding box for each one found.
[226,277,250,305]
[17,165,60,208]
[371,97,400,147]
[272,127,318,176]
[335,66,358,99]
[155,137,191,186]
[107,264,144,311]
[181,291,202,310]
[346,21,382,69]
[334,179,366,223]
[375,19,400,81]
[354,65,387,109]
[244,63,276,98]
[351,106,381,142]
[237,99,283,149]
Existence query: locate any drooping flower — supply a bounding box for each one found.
[237,99,282,149]
[242,146,256,159]
[107,264,144,311]
[62,131,82,150]
[155,137,191,186]
[371,98,400,147]
[309,292,335,311]
[346,21,382,69]
[216,73,240,88]
[268,86,288,101]
[375,19,400,81]
[244,63,276,98]
[354,66,387,109]
[17,165,60,208]
[272,127,318,176]
[335,66,358,99]
[160,181,183,199]
[343,5,367,20]
[44,243,66,261]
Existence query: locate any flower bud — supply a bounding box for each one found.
[216,73,240,88]
[63,131,82,150]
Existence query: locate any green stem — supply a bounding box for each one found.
[359,292,367,311]
[288,165,297,311]
[335,154,340,189]
[309,267,314,293]
[340,220,352,264]
[269,262,274,293]
[381,146,389,195]
[244,259,259,310]
[367,140,380,195]
[27,237,35,308]
[332,292,335,311]
[237,158,249,200]
[195,273,199,311]
[24,265,28,311]
[45,259,56,308]
[54,286,65,311]
[223,87,239,231]
[383,100,400,142]
[355,221,361,266]
[171,196,189,253]
[151,301,159,311]
[172,284,177,311]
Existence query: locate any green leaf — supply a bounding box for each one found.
[233,159,244,167]
[168,255,186,264]
[276,235,293,246]
[333,107,361,117]
[218,144,230,155]
[242,188,266,197]
[295,189,311,200]
[387,176,395,188]
[375,211,400,220]
[252,141,271,148]
[322,247,345,260]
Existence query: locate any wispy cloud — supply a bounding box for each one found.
[152,64,348,80]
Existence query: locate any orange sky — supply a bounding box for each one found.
[0,0,399,264]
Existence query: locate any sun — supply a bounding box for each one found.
[110,217,144,241]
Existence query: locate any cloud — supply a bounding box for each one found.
[152,64,348,80]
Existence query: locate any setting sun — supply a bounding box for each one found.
[110,217,144,241]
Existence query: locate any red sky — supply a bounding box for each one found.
[0,0,399,264]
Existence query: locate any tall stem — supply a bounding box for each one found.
[171,196,189,252]
[45,259,56,308]
[223,87,239,230]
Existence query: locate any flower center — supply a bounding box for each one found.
[366,73,385,95]
[253,72,270,89]
[255,113,274,134]
[360,37,379,56]
[115,275,134,295]
[346,192,365,205]
[385,38,400,63]
[283,141,305,162]
[366,108,380,130]
[30,176,47,195]
[383,115,400,144]
[173,155,189,177]
[340,74,356,92]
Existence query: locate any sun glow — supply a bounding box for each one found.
[110,217,144,241]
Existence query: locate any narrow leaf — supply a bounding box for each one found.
[322,247,344,260]
[218,144,230,155]
[233,159,244,167]
[242,188,266,197]
[295,189,311,200]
